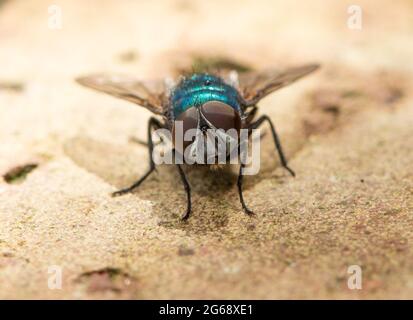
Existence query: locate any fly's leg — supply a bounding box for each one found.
[248,115,295,177]
[112,117,163,197]
[236,114,294,215]
[129,135,164,147]
[243,105,258,124]
[237,162,254,215]
[176,164,192,220]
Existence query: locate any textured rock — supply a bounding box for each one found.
[0,0,412,299]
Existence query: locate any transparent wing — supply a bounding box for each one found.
[76,74,170,115]
[237,64,320,105]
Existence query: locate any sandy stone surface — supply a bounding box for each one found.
[0,0,412,299]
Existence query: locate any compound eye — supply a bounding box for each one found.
[172,106,198,152]
[200,101,241,132]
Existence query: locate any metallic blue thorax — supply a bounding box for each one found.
[170,74,241,118]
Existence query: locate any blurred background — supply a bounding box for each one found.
[0,0,412,299]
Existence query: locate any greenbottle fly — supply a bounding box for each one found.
[76,64,319,219]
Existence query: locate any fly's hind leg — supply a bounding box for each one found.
[249,115,295,177]
[112,117,163,197]
[129,134,164,147]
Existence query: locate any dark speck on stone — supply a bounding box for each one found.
[178,246,195,256]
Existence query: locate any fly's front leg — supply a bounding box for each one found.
[176,164,192,220]
[112,117,164,197]
[237,162,254,215]
[249,115,295,177]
